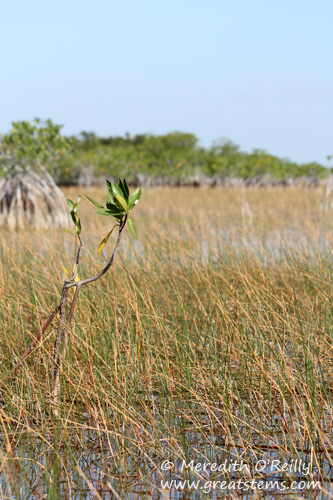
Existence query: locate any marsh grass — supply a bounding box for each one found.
[0,187,332,498]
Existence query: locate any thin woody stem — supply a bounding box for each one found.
[52,236,83,382]
[51,218,127,413]
[65,217,126,290]
[0,214,128,412]
[69,236,83,282]
[66,284,81,327]
[52,284,81,408]
[52,287,68,378]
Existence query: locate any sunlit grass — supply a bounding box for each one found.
[0,186,332,498]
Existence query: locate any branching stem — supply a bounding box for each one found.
[51,217,126,414]
[0,194,130,417]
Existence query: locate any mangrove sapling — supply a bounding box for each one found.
[0,178,142,415]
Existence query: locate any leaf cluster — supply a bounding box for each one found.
[86,178,142,253]
[66,196,82,236]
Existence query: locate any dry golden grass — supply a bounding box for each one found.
[0,186,332,498]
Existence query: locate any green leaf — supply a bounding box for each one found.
[118,178,125,196]
[123,178,130,199]
[111,183,124,200]
[76,218,81,236]
[114,194,128,212]
[113,214,123,221]
[95,208,120,217]
[106,180,115,203]
[70,211,77,225]
[127,218,138,239]
[97,224,119,255]
[129,187,142,210]
[118,178,129,200]
[107,190,115,204]
[85,195,104,209]
[74,195,81,213]
[67,199,74,211]
[106,179,112,193]
[106,202,122,213]
[64,229,75,236]
[105,203,124,220]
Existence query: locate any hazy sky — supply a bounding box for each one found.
[1,0,332,164]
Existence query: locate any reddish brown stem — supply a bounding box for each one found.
[51,218,127,413]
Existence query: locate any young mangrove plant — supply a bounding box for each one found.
[0,178,142,415]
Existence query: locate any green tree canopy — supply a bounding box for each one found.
[0,118,71,177]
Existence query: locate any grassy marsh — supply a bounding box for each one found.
[0,187,332,499]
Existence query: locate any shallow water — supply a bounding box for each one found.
[1,411,332,499]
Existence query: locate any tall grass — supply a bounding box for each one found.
[0,187,332,498]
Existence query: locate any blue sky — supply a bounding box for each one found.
[1,0,332,164]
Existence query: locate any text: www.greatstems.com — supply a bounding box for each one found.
[160,478,321,493]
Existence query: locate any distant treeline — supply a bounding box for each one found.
[0,121,330,186]
[56,132,330,186]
